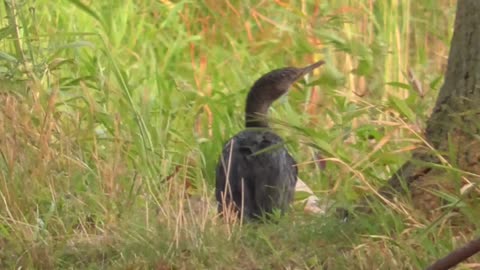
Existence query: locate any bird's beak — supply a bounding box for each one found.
[298,60,325,78]
[290,60,325,89]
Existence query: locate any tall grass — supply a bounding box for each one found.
[1,0,477,269]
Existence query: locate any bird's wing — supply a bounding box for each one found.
[215,130,297,218]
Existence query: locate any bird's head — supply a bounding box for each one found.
[249,60,325,102]
[245,60,325,127]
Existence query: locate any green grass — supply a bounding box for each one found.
[0,0,478,269]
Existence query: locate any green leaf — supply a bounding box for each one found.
[295,191,313,201]
[429,75,443,91]
[54,41,95,51]
[304,141,334,157]
[0,26,14,40]
[67,0,106,29]
[48,58,75,70]
[389,96,416,121]
[353,58,373,76]
[0,51,17,63]
[386,81,412,90]
[356,124,382,140]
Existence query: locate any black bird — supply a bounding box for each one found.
[215,60,325,221]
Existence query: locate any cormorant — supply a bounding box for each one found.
[215,60,325,221]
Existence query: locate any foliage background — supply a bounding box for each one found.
[2,0,477,269]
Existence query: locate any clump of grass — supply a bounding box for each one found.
[1,0,477,269]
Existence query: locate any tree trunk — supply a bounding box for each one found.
[358,0,480,214]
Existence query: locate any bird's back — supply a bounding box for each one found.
[215,129,297,220]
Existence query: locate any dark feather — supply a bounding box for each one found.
[215,130,297,220]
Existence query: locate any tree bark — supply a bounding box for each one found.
[357,0,480,213]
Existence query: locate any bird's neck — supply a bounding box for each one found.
[245,89,273,128]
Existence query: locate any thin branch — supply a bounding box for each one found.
[426,237,480,270]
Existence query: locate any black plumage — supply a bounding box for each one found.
[215,60,325,220]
